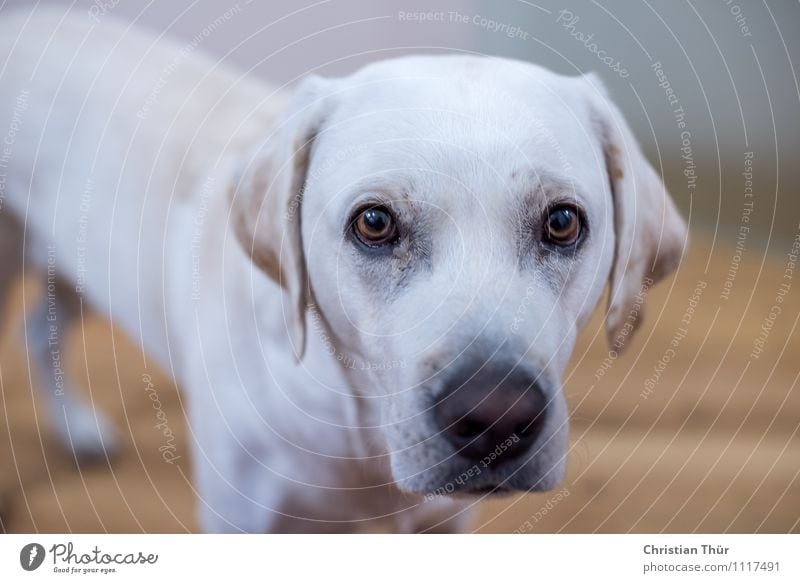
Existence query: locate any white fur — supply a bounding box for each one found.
[0,7,686,532]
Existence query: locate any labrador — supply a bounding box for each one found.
[0,7,686,532]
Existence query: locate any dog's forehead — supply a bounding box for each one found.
[313,56,605,205]
[340,57,586,130]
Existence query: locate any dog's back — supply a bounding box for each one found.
[0,6,284,344]
[0,6,284,456]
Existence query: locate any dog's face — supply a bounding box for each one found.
[234,56,687,495]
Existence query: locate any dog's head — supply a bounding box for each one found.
[233,55,687,495]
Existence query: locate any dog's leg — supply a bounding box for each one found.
[191,425,346,533]
[24,274,118,459]
[192,440,276,533]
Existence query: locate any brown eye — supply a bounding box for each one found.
[353,205,398,246]
[544,204,582,246]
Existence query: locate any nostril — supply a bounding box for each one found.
[513,408,545,439]
[452,418,487,439]
[514,421,534,438]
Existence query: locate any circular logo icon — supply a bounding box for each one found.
[19,543,46,571]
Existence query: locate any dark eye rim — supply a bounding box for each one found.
[542,202,587,247]
[348,203,400,248]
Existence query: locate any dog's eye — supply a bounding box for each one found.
[353,205,398,246]
[544,204,582,246]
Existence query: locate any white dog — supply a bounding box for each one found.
[0,8,686,532]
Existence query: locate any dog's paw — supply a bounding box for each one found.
[51,397,119,461]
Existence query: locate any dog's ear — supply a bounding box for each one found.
[231,75,334,360]
[584,75,688,351]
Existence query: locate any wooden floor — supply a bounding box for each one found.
[1,235,798,533]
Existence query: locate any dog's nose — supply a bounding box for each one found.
[434,365,547,463]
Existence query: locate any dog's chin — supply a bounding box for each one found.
[394,480,509,499]
[448,485,517,499]
[394,469,564,499]
[387,436,568,498]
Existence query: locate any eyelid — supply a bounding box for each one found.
[547,199,585,217]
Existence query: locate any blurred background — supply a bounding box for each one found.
[0,0,798,532]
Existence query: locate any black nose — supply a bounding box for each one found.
[433,363,547,463]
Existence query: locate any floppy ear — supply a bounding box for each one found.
[585,76,688,351]
[231,76,333,360]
